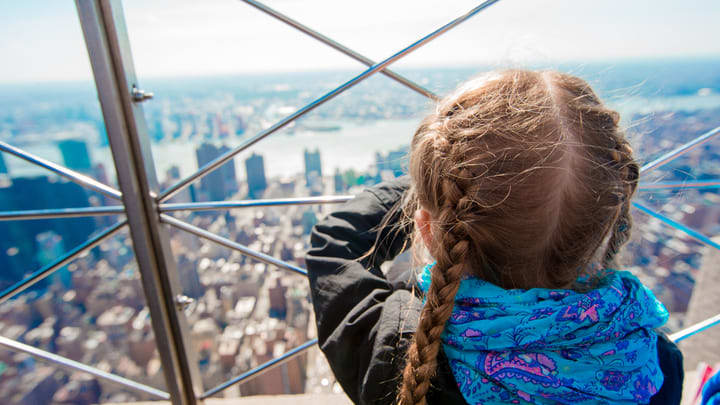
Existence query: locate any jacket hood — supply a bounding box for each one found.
[417,264,669,404]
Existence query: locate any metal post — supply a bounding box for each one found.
[75,1,203,404]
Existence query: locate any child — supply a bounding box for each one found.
[305,70,684,404]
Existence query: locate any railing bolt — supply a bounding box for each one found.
[131,85,154,102]
[174,294,194,310]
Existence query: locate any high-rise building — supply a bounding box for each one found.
[304,148,323,195]
[58,139,92,173]
[35,231,71,289]
[176,254,204,299]
[268,277,288,319]
[245,153,267,198]
[375,146,409,178]
[195,143,237,201]
[218,145,237,190]
[0,152,9,188]
[386,147,408,177]
[0,151,7,175]
[334,169,345,193]
[0,177,93,289]
[301,209,318,235]
[304,148,322,185]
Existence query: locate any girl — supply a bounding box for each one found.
[305,70,684,404]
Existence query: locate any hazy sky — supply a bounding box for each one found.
[1,0,719,83]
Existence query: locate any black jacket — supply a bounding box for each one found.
[305,178,684,404]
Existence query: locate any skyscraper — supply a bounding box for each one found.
[334,169,345,193]
[58,139,92,173]
[245,153,267,198]
[304,148,322,186]
[0,152,7,175]
[386,146,408,177]
[0,177,94,288]
[304,148,323,195]
[195,143,238,201]
[35,231,70,289]
[218,145,237,191]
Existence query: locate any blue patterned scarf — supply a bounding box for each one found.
[417,264,669,404]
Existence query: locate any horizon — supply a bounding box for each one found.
[1,55,720,87]
[2,0,720,84]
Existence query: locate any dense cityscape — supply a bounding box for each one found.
[0,61,719,404]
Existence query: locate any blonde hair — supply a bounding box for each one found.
[397,70,639,405]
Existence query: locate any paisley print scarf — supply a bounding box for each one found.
[417,264,669,404]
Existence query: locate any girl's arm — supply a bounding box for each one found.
[305,178,463,405]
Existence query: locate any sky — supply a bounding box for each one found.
[1,0,719,83]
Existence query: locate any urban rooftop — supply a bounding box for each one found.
[1,0,719,404]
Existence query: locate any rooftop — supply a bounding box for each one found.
[0,0,719,404]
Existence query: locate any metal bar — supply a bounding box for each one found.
[0,206,125,221]
[160,214,307,276]
[160,195,353,212]
[0,220,126,305]
[0,140,122,201]
[640,125,720,174]
[240,0,438,100]
[201,338,318,399]
[638,179,720,192]
[669,313,720,343]
[632,202,720,251]
[0,335,170,400]
[158,0,501,202]
[75,1,204,403]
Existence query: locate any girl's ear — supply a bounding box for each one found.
[414,208,434,251]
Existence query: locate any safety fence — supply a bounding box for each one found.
[0,0,719,403]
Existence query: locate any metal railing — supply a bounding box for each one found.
[0,0,718,403]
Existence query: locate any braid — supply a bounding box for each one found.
[397,69,647,403]
[398,175,472,405]
[602,139,640,267]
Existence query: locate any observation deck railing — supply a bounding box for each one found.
[0,0,719,404]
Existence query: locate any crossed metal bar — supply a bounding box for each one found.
[1,0,719,401]
[160,214,308,276]
[201,338,319,399]
[669,313,720,343]
[0,335,169,400]
[638,179,720,192]
[0,140,122,201]
[0,0,499,401]
[158,0,501,202]
[641,125,720,174]
[239,0,438,100]
[0,219,127,305]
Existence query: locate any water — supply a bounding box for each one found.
[2,58,720,183]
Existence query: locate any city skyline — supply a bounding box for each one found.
[1,1,719,400]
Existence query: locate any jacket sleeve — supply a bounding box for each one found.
[304,178,464,405]
[650,333,684,405]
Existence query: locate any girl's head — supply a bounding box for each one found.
[398,70,639,405]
